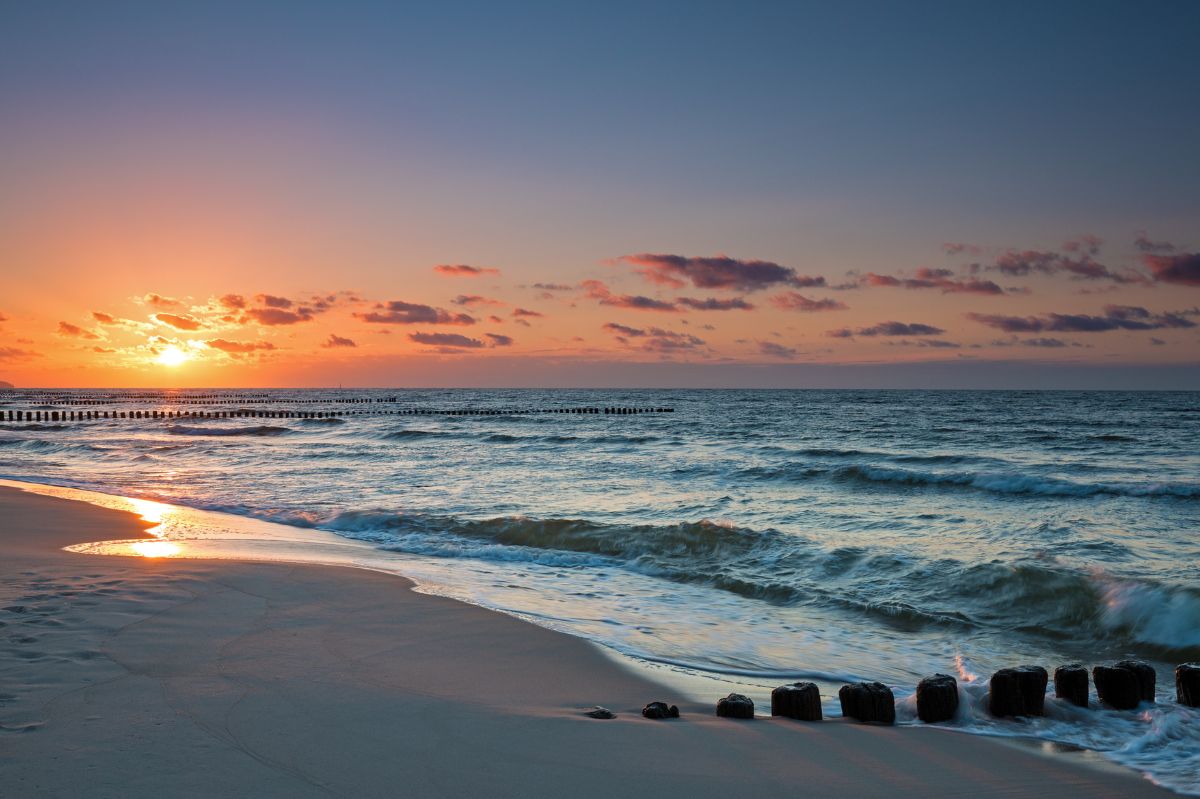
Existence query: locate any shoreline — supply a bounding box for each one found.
[0,481,1178,797]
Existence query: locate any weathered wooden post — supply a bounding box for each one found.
[1177,663,1200,707]
[989,666,1047,717]
[1054,664,1089,707]
[1093,661,1155,709]
[839,681,895,724]
[916,674,958,722]
[716,693,754,719]
[771,682,822,721]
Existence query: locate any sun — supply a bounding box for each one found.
[156,345,191,367]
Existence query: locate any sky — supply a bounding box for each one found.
[1,0,1197,388]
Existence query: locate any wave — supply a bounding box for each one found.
[165,425,292,437]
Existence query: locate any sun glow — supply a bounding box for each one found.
[130,540,183,558]
[156,345,191,367]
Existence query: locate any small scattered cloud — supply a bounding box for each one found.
[452,295,504,307]
[219,293,247,309]
[860,268,1007,295]
[532,283,572,291]
[57,321,101,339]
[244,308,313,326]
[619,253,824,292]
[600,322,705,352]
[512,307,544,318]
[771,292,848,312]
[1143,252,1200,286]
[433,264,500,277]
[205,338,277,354]
[965,305,1196,333]
[408,332,484,348]
[582,280,678,312]
[943,242,983,257]
[322,334,356,348]
[758,341,798,359]
[153,312,204,331]
[485,333,514,347]
[0,346,40,361]
[255,293,293,309]
[676,296,755,311]
[355,301,476,325]
[141,293,183,309]
[827,321,946,338]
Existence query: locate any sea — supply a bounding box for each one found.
[1,388,1198,793]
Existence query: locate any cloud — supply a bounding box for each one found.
[91,311,117,324]
[977,238,1146,284]
[486,333,514,346]
[322,334,356,348]
[1150,337,1166,346]
[1134,234,1177,254]
[966,305,1196,333]
[532,283,572,291]
[1143,252,1200,286]
[582,280,678,312]
[827,321,946,338]
[205,338,277,354]
[244,308,313,326]
[0,312,7,323]
[943,242,983,256]
[600,322,705,351]
[676,296,755,311]
[452,295,504,307]
[619,253,824,292]
[355,301,476,326]
[511,307,544,318]
[219,293,247,309]
[758,341,797,359]
[153,312,204,331]
[255,293,293,309]
[771,292,848,312]
[861,268,1006,295]
[91,346,117,353]
[57,321,101,339]
[408,332,484,348]
[142,293,183,309]
[433,264,500,277]
[0,346,40,361]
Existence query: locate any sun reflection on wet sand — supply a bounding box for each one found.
[130,539,183,558]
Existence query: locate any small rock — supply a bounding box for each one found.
[916,674,958,723]
[988,665,1047,717]
[771,682,822,721]
[584,706,615,719]
[838,681,895,724]
[1176,663,1200,707]
[716,693,754,719]
[1053,664,1089,708]
[642,701,679,719]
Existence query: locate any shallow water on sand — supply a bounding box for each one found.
[2,389,1198,793]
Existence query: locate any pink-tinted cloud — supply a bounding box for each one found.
[255,293,293,309]
[771,292,848,312]
[943,242,983,256]
[91,311,117,324]
[322,334,356,348]
[977,238,1146,284]
[206,338,277,354]
[582,280,678,312]
[676,296,755,311]
[861,268,1006,295]
[619,253,824,292]
[153,313,204,331]
[219,293,247,309]
[0,346,40,361]
[600,322,705,351]
[1143,252,1200,286]
[511,307,544,318]
[1134,234,1177,254]
[142,293,182,309]
[827,321,945,338]
[355,301,476,325]
[57,321,101,339]
[409,332,484,348]
[486,333,514,346]
[758,341,798,359]
[452,295,504,307]
[244,307,313,326]
[532,283,572,291]
[433,264,500,277]
[966,305,1196,333]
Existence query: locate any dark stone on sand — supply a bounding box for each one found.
[642,701,679,719]
[716,693,754,719]
[1054,664,1089,708]
[838,681,895,724]
[771,682,822,721]
[916,674,958,723]
[988,665,1047,717]
[1177,663,1200,707]
[584,706,615,719]
[1094,661,1155,709]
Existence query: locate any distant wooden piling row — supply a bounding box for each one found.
[0,406,674,423]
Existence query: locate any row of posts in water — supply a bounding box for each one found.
[4,395,413,405]
[3,406,674,422]
[698,660,1200,724]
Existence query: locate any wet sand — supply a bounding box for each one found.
[0,484,1172,798]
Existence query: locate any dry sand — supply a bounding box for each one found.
[0,485,1173,798]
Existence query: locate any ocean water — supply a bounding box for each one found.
[2,388,1199,792]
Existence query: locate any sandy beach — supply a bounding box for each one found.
[0,484,1174,798]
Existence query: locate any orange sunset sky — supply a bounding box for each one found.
[1,3,1197,388]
